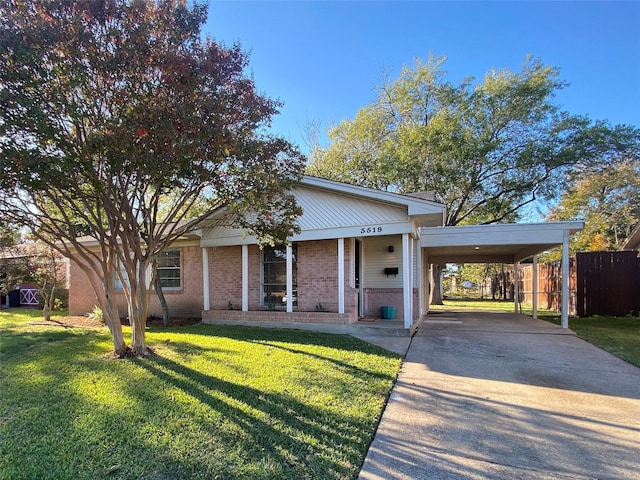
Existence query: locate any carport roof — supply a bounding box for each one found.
[420,221,584,264]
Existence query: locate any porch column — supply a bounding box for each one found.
[202,247,210,311]
[242,244,249,312]
[561,229,570,328]
[532,255,538,319]
[514,262,520,313]
[286,243,293,313]
[337,238,345,314]
[402,233,413,329]
[416,243,424,316]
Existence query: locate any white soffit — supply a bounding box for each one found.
[421,221,584,263]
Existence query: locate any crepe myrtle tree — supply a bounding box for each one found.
[0,0,305,356]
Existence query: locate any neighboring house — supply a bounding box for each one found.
[0,244,70,307]
[68,176,583,333]
[622,223,640,251]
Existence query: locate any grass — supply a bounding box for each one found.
[0,309,401,480]
[431,298,640,368]
[430,297,521,312]
[543,315,640,367]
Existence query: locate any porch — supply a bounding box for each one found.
[202,309,419,337]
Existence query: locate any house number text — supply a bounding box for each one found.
[360,226,383,234]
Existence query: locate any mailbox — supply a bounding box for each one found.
[384,267,399,277]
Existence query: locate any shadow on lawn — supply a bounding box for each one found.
[153,323,400,357]
[133,352,374,479]
[0,327,94,363]
[2,321,396,479]
[246,339,397,382]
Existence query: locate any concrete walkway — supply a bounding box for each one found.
[358,311,640,480]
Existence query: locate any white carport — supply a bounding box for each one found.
[420,221,584,328]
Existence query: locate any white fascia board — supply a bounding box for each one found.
[67,235,201,252]
[301,176,445,216]
[200,235,257,247]
[294,221,417,241]
[420,221,584,248]
[200,221,417,247]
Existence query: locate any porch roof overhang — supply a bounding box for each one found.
[420,221,585,264]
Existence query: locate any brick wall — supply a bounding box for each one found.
[205,240,356,316]
[248,245,261,310]
[363,287,419,320]
[297,239,338,312]
[153,245,203,318]
[208,246,242,310]
[68,260,101,315]
[68,245,203,318]
[68,239,415,322]
[203,309,357,324]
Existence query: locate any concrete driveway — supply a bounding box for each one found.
[358,311,640,480]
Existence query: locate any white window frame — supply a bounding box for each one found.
[261,244,297,308]
[156,249,181,290]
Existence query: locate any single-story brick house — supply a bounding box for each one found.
[69,176,582,333]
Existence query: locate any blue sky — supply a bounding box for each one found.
[205,1,640,154]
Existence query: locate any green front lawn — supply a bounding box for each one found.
[0,309,401,480]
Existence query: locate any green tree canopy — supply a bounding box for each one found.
[309,55,594,226]
[547,124,640,252]
[0,221,20,250]
[308,54,639,303]
[0,0,305,355]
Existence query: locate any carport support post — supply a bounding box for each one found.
[532,255,538,319]
[417,243,424,316]
[561,230,570,329]
[513,262,520,313]
[402,233,413,329]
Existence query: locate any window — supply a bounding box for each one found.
[156,250,181,289]
[113,250,180,290]
[114,262,129,290]
[262,244,297,307]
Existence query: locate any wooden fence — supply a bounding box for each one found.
[520,258,577,316]
[520,251,640,317]
[575,251,640,317]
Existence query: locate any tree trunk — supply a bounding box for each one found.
[42,304,51,322]
[103,300,127,355]
[154,267,170,326]
[128,262,151,356]
[429,263,445,305]
[42,284,55,322]
[40,280,52,322]
[130,313,148,356]
[103,269,128,356]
